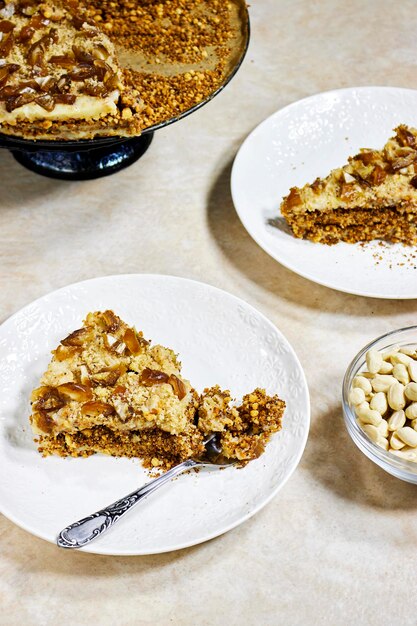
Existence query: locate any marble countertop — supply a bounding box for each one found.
[1,1,417,624]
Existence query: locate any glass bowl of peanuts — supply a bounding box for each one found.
[343,326,417,483]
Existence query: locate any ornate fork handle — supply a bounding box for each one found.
[57,459,197,549]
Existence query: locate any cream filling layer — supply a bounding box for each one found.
[0,90,120,125]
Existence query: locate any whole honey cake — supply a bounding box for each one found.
[280,125,417,245]
[0,0,143,139]
[29,311,285,470]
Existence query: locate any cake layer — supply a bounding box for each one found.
[36,425,205,470]
[284,207,417,244]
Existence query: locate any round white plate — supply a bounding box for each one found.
[231,86,417,299]
[0,274,309,555]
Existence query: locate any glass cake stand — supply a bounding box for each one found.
[0,9,249,181]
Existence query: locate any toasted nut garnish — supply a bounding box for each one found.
[369,165,387,186]
[32,409,54,434]
[0,19,14,32]
[112,385,127,396]
[81,401,115,417]
[284,187,302,208]
[0,63,19,88]
[49,54,75,68]
[61,327,90,347]
[68,62,97,80]
[53,344,80,361]
[17,24,35,42]
[168,374,187,400]
[0,31,14,56]
[91,365,125,386]
[140,368,170,386]
[123,328,147,355]
[35,75,56,92]
[72,45,94,63]
[110,340,126,355]
[31,385,54,402]
[101,310,120,332]
[54,93,76,105]
[353,150,376,165]
[340,182,358,201]
[36,93,55,111]
[6,91,37,112]
[92,44,110,60]
[122,107,133,120]
[391,152,416,171]
[57,383,93,402]
[396,125,417,149]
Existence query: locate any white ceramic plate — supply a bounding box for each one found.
[0,274,309,555]
[231,86,417,299]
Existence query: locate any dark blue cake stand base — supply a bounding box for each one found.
[7,132,154,181]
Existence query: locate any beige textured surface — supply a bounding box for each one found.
[1,1,417,624]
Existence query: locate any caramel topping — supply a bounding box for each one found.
[81,401,115,417]
[168,374,187,401]
[285,187,302,209]
[57,382,93,402]
[140,368,170,386]
[61,327,91,347]
[369,165,387,186]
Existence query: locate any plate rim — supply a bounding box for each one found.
[231,85,417,300]
[0,273,310,555]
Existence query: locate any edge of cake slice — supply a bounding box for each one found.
[280,125,417,245]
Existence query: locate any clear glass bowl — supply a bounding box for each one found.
[343,326,417,484]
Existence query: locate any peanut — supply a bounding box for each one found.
[361,424,380,443]
[392,363,409,385]
[357,407,382,426]
[370,392,388,415]
[379,361,393,374]
[387,410,406,431]
[377,437,389,451]
[390,431,405,450]
[377,419,389,438]
[404,382,417,401]
[349,387,365,406]
[390,448,417,461]
[387,382,406,411]
[371,375,396,393]
[400,347,417,357]
[366,349,383,374]
[391,353,412,366]
[408,360,417,383]
[405,403,417,420]
[352,376,372,394]
[396,426,417,448]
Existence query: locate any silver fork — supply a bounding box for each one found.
[56,434,234,549]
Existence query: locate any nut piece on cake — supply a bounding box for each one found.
[280,125,417,245]
[0,0,143,139]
